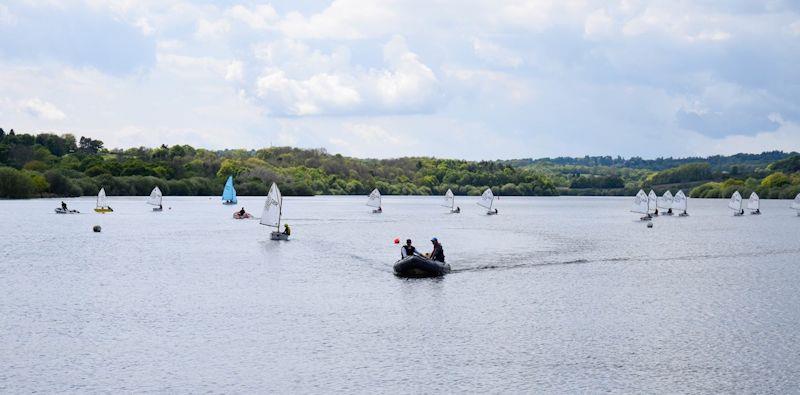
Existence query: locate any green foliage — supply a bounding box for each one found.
[647,163,712,185]
[0,167,36,198]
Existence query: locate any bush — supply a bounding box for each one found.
[0,167,36,198]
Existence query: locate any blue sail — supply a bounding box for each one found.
[222,176,237,203]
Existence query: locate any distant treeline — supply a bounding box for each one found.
[1,127,799,199]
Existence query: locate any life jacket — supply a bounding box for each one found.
[284,225,291,235]
[402,245,416,257]
[431,243,445,262]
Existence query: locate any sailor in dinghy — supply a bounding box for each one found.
[261,182,289,240]
[478,188,497,215]
[367,188,382,213]
[729,191,744,216]
[147,186,163,212]
[748,192,761,215]
[673,190,689,217]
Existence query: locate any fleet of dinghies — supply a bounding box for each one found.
[632,189,688,219]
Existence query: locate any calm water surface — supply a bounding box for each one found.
[1,196,799,392]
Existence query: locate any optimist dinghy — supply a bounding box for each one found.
[367,188,382,213]
[261,182,289,240]
[673,190,689,216]
[658,190,674,215]
[443,189,459,213]
[631,189,650,220]
[478,188,497,215]
[94,188,113,213]
[147,186,163,211]
[748,192,761,215]
[729,191,744,216]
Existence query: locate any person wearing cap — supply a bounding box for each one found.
[429,237,445,263]
[400,239,417,258]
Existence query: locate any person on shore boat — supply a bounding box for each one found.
[429,238,445,263]
[400,239,417,258]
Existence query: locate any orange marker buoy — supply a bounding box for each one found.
[393,238,400,244]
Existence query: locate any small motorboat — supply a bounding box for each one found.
[233,212,252,219]
[55,208,79,214]
[393,255,451,278]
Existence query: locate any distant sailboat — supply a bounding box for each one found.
[367,188,382,213]
[729,191,744,216]
[95,188,113,213]
[261,182,288,240]
[631,189,650,220]
[648,190,659,216]
[792,193,800,216]
[147,186,163,211]
[221,176,237,205]
[673,190,689,216]
[478,188,497,215]
[443,189,459,213]
[658,190,674,215]
[747,192,761,215]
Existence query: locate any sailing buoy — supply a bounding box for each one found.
[394,238,400,244]
[647,222,653,228]
[93,225,102,232]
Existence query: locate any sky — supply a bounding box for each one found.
[1,0,799,160]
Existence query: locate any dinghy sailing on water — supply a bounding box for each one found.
[94,188,113,213]
[631,189,651,220]
[793,193,800,216]
[147,186,163,211]
[648,190,659,216]
[367,188,382,213]
[261,182,289,241]
[673,190,689,216]
[658,190,674,215]
[729,191,744,216]
[443,189,459,213]
[748,192,761,215]
[478,188,498,215]
[221,176,237,205]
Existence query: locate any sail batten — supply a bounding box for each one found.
[221,176,237,203]
[631,189,649,214]
[147,186,162,206]
[478,188,494,210]
[260,183,282,228]
[366,188,381,208]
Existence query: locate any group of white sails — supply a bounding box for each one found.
[729,191,761,215]
[632,189,688,218]
[366,187,496,214]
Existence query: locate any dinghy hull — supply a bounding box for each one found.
[94,208,113,213]
[233,212,252,219]
[54,208,79,214]
[270,231,289,241]
[393,256,450,278]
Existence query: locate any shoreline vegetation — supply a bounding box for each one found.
[1,128,799,200]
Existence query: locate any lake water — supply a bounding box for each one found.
[1,196,799,392]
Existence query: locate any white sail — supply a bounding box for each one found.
[477,188,494,209]
[728,191,742,211]
[658,190,673,210]
[442,189,455,208]
[260,182,282,228]
[648,190,658,212]
[96,188,109,208]
[747,192,760,210]
[147,186,162,206]
[366,188,381,208]
[672,190,687,211]
[631,189,649,214]
[792,193,800,210]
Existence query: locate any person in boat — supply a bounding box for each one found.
[654,208,659,215]
[376,206,382,213]
[429,237,445,263]
[667,208,673,215]
[454,206,460,213]
[755,208,761,214]
[158,204,163,210]
[238,207,246,217]
[61,201,67,210]
[401,239,417,258]
[493,208,498,214]
[739,209,745,215]
[282,224,291,236]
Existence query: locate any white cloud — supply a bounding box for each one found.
[472,38,523,68]
[276,0,399,39]
[226,4,278,30]
[195,18,230,39]
[20,98,66,121]
[584,9,614,39]
[225,60,244,82]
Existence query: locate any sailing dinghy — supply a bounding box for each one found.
[729,191,744,216]
[658,190,674,215]
[648,190,659,216]
[443,189,459,213]
[478,188,497,215]
[221,176,237,205]
[261,182,289,240]
[631,189,650,220]
[367,188,382,213]
[94,188,113,213]
[747,192,761,215]
[147,186,163,211]
[673,190,689,216]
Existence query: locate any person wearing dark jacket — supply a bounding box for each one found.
[401,239,417,258]
[429,237,445,262]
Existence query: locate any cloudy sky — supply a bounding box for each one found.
[1,1,799,159]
